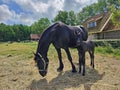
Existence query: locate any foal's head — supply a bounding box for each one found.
[34,53,49,77]
[75,29,82,46]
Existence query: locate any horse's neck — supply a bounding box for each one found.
[36,22,59,56]
[37,34,51,57]
[38,41,50,57]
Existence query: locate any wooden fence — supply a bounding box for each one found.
[93,39,120,48]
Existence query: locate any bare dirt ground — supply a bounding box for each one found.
[0,53,120,90]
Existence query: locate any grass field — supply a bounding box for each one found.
[0,42,120,90]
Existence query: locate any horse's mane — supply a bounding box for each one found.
[41,21,63,35]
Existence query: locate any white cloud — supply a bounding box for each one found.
[63,0,98,12]
[48,0,64,11]
[0,0,98,25]
[0,5,12,22]
[14,0,49,14]
[0,4,34,25]
[10,12,35,25]
[19,13,35,25]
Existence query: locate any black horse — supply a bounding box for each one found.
[77,40,98,75]
[34,22,88,77]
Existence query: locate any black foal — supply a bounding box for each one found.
[77,40,97,76]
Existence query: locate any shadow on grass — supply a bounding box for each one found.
[30,67,105,90]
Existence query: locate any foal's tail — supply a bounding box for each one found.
[94,42,98,47]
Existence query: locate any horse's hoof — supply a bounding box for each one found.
[57,68,63,72]
[72,70,77,73]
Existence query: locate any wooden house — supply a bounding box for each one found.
[82,12,120,40]
[30,34,40,41]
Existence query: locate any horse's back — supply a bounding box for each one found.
[52,22,88,48]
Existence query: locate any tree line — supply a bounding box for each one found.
[0,0,120,41]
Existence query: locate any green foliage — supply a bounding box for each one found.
[107,0,120,10]
[30,18,50,34]
[0,18,50,41]
[1,0,120,42]
[111,10,120,25]
[0,23,31,41]
[104,43,113,53]
[95,44,120,58]
[53,10,78,25]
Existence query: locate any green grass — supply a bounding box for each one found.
[0,41,119,60]
[95,45,120,59]
[0,41,119,90]
[0,42,37,60]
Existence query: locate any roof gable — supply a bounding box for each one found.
[82,12,112,33]
[85,13,103,23]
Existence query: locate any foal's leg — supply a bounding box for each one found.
[91,50,95,68]
[82,52,86,76]
[89,50,94,68]
[78,48,85,75]
[88,51,92,66]
[65,48,77,73]
[78,49,82,73]
[55,48,64,72]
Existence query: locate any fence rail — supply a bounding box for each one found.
[93,39,120,48]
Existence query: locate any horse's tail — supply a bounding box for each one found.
[80,26,88,41]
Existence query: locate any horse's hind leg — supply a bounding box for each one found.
[55,48,64,72]
[65,48,77,73]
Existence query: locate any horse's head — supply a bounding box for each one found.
[34,53,49,77]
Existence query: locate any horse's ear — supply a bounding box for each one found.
[74,30,79,35]
[74,30,77,35]
[33,52,36,56]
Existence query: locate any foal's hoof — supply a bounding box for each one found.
[79,71,81,73]
[82,73,85,76]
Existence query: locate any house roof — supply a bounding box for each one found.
[85,13,103,23]
[30,34,40,40]
[82,12,112,33]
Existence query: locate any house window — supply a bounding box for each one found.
[88,22,96,28]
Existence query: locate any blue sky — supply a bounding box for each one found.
[0,0,97,25]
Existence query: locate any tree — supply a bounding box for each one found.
[4,25,15,41]
[53,11,69,24]
[53,10,78,25]
[68,11,77,25]
[106,0,120,25]
[107,0,120,10]
[30,18,50,34]
[97,0,108,13]
[0,23,7,41]
[12,24,30,41]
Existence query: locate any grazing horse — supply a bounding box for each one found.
[34,22,88,77]
[77,40,98,75]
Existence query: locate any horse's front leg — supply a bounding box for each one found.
[65,48,77,73]
[55,48,64,72]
